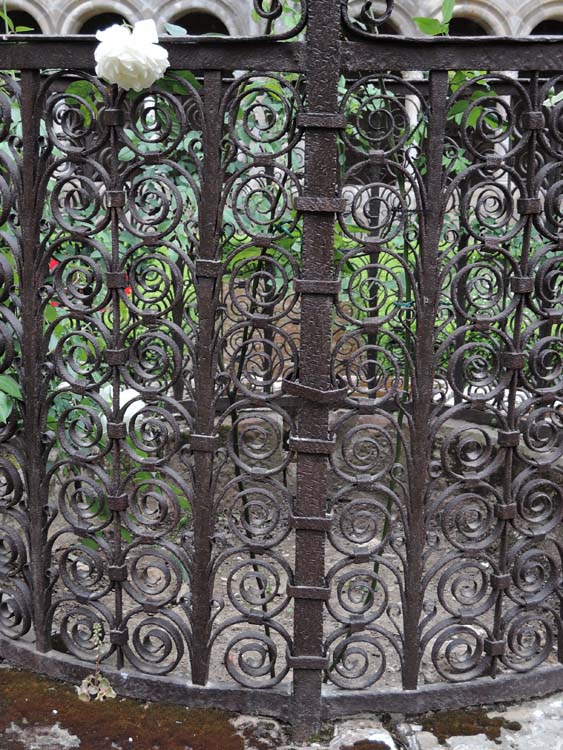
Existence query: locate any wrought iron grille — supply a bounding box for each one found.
[1,0,563,738]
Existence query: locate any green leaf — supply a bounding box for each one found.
[0,11,14,33]
[175,70,201,90]
[466,107,481,128]
[0,374,22,400]
[80,537,99,551]
[545,88,563,106]
[15,25,34,32]
[120,527,132,544]
[413,17,447,36]
[65,80,94,99]
[441,0,456,25]
[44,302,60,323]
[448,100,470,117]
[0,392,12,423]
[164,22,188,37]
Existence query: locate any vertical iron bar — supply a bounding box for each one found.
[291,0,341,739]
[190,69,223,685]
[108,84,124,669]
[491,73,539,676]
[20,69,50,652]
[403,69,449,689]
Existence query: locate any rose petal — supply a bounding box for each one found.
[95,18,169,91]
[131,19,159,44]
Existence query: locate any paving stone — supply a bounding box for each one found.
[395,721,422,750]
[231,714,287,748]
[445,735,498,750]
[5,721,81,749]
[416,731,440,750]
[330,720,398,750]
[407,696,563,750]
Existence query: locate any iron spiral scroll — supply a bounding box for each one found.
[1,0,563,737]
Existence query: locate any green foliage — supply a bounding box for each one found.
[0,3,34,35]
[0,374,22,423]
[164,22,188,37]
[76,623,116,702]
[413,0,455,36]
[413,17,448,36]
[442,0,456,25]
[414,0,456,35]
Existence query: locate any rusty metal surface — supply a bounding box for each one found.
[1,0,563,738]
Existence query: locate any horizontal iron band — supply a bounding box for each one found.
[287,654,330,670]
[106,271,128,289]
[518,197,542,215]
[195,259,222,278]
[294,278,341,296]
[352,553,373,564]
[522,111,545,130]
[246,543,270,555]
[107,422,127,440]
[100,108,124,127]
[105,348,129,366]
[247,614,269,626]
[295,196,347,213]
[281,379,347,405]
[252,155,280,167]
[106,190,125,208]
[190,433,219,452]
[482,237,501,252]
[348,620,368,633]
[287,584,331,601]
[368,150,386,165]
[458,477,485,490]
[500,352,526,370]
[361,317,383,335]
[495,502,517,520]
[289,514,332,532]
[108,564,128,582]
[484,639,505,657]
[288,436,336,455]
[107,493,129,512]
[510,276,534,294]
[296,112,346,129]
[485,156,504,169]
[254,235,273,248]
[498,430,520,447]
[142,603,160,615]
[110,628,129,646]
[491,573,512,590]
[473,320,491,333]
[142,153,162,165]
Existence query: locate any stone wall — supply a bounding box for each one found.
[8,0,563,36]
[7,0,261,35]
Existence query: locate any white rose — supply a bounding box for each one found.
[95,19,169,92]
[99,384,146,430]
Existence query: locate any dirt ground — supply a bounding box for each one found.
[0,665,287,750]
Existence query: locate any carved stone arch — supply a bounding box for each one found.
[157,0,257,37]
[520,0,563,35]
[426,0,512,35]
[57,0,140,35]
[5,1,51,33]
